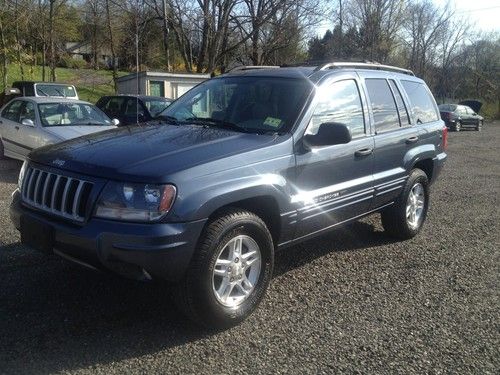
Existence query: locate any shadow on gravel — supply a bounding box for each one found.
[274,220,397,277]
[0,220,395,373]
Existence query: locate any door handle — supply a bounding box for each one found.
[405,136,419,144]
[355,148,373,157]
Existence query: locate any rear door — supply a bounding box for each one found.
[360,75,418,209]
[293,74,375,238]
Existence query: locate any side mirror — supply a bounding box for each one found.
[303,122,352,149]
[21,119,35,127]
[5,88,21,95]
[111,118,120,126]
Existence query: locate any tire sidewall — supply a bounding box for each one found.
[193,214,274,326]
[400,170,430,237]
[455,121,461,131]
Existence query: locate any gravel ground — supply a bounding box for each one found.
[0,123,499,374]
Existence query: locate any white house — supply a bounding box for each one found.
[116,71,210,99]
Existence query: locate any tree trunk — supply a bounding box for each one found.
[105,0,118,91]
[0,12,7,91]
[49,0,56,81]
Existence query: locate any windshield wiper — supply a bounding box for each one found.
[182,117,250,133]
[155,115,180,125]
[73,122,107,126]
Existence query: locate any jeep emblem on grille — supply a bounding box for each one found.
[52,159,66,167]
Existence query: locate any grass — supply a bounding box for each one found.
[2,64,130,103]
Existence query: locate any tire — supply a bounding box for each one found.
[0,139,6,159]
[174,208,274,329]
[381,169,429,240]
[454,121,461,132]
[476,121,482,131]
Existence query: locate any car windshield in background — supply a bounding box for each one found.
[144,98,172,117]
[36,84,76,98]
[439,104,457,112]
[38,103,112,127]
[162,76,312,133]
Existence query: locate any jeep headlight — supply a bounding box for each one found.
[95,182,176,222]
[18,161,28,190]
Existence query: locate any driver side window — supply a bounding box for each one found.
[308,80,365,138]
[19,102,36,123]
[2,100,24,122]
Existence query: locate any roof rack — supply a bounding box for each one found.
[230,65,280,72]
[315,62,414,76]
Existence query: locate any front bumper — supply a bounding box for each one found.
[10,190,206,282]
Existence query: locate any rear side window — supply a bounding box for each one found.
[104,97,125,114]
[309,79,365,138]
[401,81,439,124]
[365,79,399,132]
[389,80,410,126]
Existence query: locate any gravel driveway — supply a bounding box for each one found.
[0,123,498,374]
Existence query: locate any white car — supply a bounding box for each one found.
[0,97,118,160]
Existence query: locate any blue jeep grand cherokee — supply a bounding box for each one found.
[10,62,447,328]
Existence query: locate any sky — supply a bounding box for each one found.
[317,0,500,36]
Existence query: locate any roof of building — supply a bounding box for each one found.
[116,71,211,82]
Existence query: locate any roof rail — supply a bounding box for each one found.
[316,62,414,76]
[230,65,280,72]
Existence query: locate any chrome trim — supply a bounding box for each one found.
[21,166,93,222]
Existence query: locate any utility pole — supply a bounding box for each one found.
[162,0,171,72]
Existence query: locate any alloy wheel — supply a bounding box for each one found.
[212,235,262,308]
[406,183,425,230]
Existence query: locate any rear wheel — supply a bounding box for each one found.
[381,169,429,240]
[174,209,274,328]
[454,121,461,132]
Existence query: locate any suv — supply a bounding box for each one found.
[1,81,79,106]
[10,62,447,328]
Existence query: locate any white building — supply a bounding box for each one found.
[116,71,210,99]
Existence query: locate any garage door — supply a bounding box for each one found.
[176,83,194,98]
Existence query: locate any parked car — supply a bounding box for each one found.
[438,101,483,131]
[96,95,173,126]
[11,62,447,328]
[0,97,118,160]
[0,81,79,107]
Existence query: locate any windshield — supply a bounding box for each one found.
[36,84,77,98]
[161,76,312,133]
[38,103,113,127]
[143,98,172,117]
[438,104,457,112]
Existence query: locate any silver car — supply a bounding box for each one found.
[0,97,118,160]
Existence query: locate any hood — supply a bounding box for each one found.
[45,125,117,140]
[29,123,282,182]
[459,100,482,113]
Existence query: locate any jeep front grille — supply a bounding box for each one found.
[21,167,94,222]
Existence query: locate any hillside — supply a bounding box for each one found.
[3,65,129,103]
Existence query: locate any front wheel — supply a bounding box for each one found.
[454,121,461,132]
[174,209,274,328]
[476,121,482,131]
[381,169,429,240]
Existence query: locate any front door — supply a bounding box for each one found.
[0,99,28,158]
[293,76,374,239]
